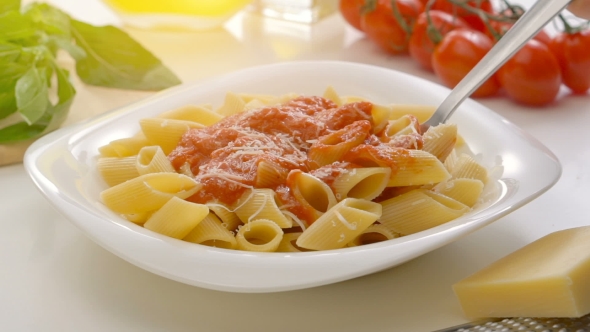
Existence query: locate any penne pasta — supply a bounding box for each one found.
[308,121,371,167]
[422,123,458,162]
[140,117,206,154]
[255,160,289,188]
[183,212,238,249]
[343,145,450,187]
[379,189,469,235]
[382,114,420,138]
[276,232,305,252]
[347,224,399,247]
[97,156,140,187]
[243,99,268,111]
[122,211,153,225]
[287,170,338,224]
[322,86,343,106]
[100,173,201,214]
[331,167,391,201]
[157,104,223,126]
[296,198,382,250]
[388,149,451,186]
[389,104,436,123]
[208,204,243,231]
[237,92,300,106]
[451,153,489,184]
[143,196,209,239]
[237,93,278,104]
[371,103,392,134]
[235,219,284,252]
[234,189,293,228]
[216,92,246,116]
[98,133,150,158]
[136,146,176,175]
[433,178,485,207]
[444,149,459,172]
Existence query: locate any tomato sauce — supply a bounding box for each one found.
[167,95,416,225]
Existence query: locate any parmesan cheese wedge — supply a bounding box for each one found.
[453,226,590,318]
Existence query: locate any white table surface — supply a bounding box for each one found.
[2,1,589,331]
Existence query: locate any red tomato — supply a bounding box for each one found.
[432,29,500,98]
[548,28,590,94]
[339,0,365,31]
[409,10,469,70]
[498,40,562,106]
[430,0,495,32]
[486,20,551,45]
[361,0,424,55]
[533,29,551,45]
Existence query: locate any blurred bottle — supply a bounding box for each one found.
[249,0,338,23]
[102,0,253,30]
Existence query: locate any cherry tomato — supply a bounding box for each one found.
[429,0,495,32]
[486,20,551,45]
[339,0,365,31]
[361,0,424,55]
[432,29,500,97]
[548,28,590,94]
[532,29,551,45]
[498,40,562,106]
[409,10,469,70]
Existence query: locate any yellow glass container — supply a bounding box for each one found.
[102,0,253,30]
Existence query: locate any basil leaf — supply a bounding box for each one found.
[15,66,49,125]
[47,35,86,60]
[0,0,20,14]
[0,90,17,119]
[0,43,27,120]
[0,121,45,142]
[0,62,75,143]
[0,42,23,63]
[0,64,30,82]
[23,3,70,38]
[39,66,75,135]
[71,19,181,91]
[0,11,36,41]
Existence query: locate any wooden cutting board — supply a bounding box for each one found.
[0,140,34,166]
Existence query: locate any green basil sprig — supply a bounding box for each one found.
[0,1,181,144]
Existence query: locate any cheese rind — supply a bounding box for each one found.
[453,226,590,318]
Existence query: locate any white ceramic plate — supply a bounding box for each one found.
[24,61,561,293]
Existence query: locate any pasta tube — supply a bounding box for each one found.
[98,134,150,158]
[296,198,382,250]
[157,104,223,126]
[433,178,485,207]
[331,167,391,201]
[183,213,238,249]
[379,189,469,235]
[143,197,209,239]
[235,219,284,252]
[234,189,293,228]
[139,118,205,154]
[422,123,457,162]
[100,173,201,214]
[136,146,176,175]
[97,156,140,187]
[347,224,399,247]
[276,232,305,252]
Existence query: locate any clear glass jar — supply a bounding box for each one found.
[248,0,338,23]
